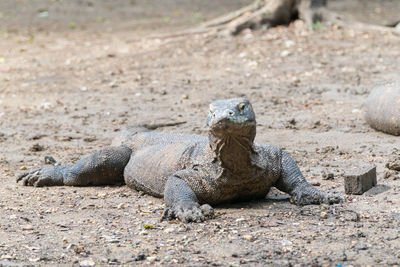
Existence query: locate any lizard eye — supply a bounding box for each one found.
[237,102,246,112]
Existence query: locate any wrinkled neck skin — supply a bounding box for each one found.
[208,127,256,173]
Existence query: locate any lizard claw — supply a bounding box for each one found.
[291,185,345,206]
[16,166,64,187]
[16,168,40,184]
[161,201,214,223]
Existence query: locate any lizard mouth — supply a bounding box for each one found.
[210,118,256,135]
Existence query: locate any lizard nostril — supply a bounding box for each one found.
[228,110,234,116]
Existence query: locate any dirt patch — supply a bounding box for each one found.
[1,0,400,266]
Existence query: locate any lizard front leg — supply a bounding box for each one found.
[162,170,214,223]
[274,151,344,205]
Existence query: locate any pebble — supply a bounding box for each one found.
[243,235,254,241]
[384,170,398,180]
[97,192,107,198]
[29,143,45,152]
[147,256,157,263]
[22,225,34,230]
[322,172,334,180]
[164,227,175,233]
[386,158,400,171]
[139,230,148,236]
[39,102,53,109]
[280,50,291,57]
[280,240,293,246]
[320,212,328,219]
[79,259,95,267]
[1,255,13,260]
[320,204,329,211]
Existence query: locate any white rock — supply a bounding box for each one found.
[164,227,175,233]
[147,256,157,263]
[243,235,254,241]
[280,50,291,57]
[284,40,295,47]
[79,259,95,267]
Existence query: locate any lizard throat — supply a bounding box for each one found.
[209,132,255,172]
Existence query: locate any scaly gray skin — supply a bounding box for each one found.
[17,98,344,222]
[365,80,400,136]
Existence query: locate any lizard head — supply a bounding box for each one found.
[207,98,256,141]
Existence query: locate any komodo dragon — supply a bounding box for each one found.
[17,98,343,222]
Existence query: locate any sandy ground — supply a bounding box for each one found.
[0,0,400,266]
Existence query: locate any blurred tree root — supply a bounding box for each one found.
[146,0,400,39]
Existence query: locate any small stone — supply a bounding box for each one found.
[79,259,95,267]
[39,102,53,109]
[20,166,28,170]
[344,165,377,195]
[243,235,254,241]
[139,230,148,236]
[83,137,96,142]
[30,143,45,152]
[117,203,125,209]
[384,170,398,180]
[320,204,329,211]
[280,240,292,246]
[22,225,34,230]
[280,50,291,57]
[164,227,175,233]
[66,244,76,250]
[109,81,118,88]
[341,210,360,222]
[322,172,334,180]
[97,192,107,198]
[386,158,400,171]
[147,256,157,263]
[135,251,147,261]
[284,40,295,47]
[320,212,328,219]
[1,255,13,259]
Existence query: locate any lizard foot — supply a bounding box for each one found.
[16,166,64,187]
[161,201,214,223]
[291,187,345,206]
